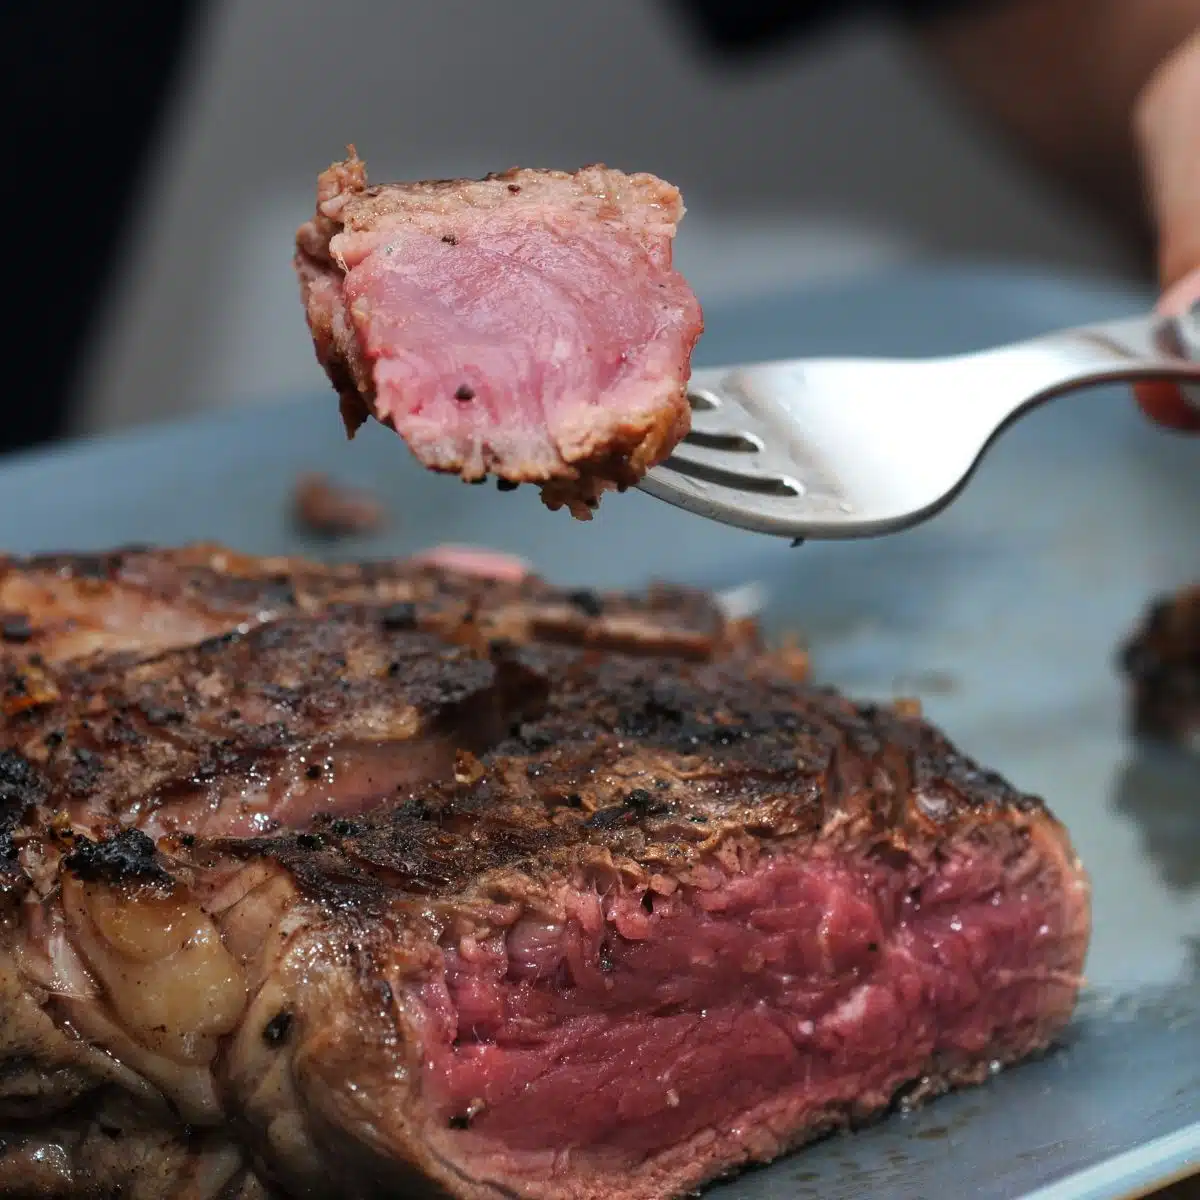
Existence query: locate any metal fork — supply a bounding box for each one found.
[637,304,1200,541]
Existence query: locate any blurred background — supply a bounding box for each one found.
[51,0,1140,444]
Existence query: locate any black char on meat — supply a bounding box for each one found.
[0,545,1090,1199]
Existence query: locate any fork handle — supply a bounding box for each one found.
[975,305,1200,426]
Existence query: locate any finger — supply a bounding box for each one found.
[1133,274,1200,430]
[1158,272,1200,324]
[1135,377,1200,430]
[410,545,532,582]
[1135,30,1200,290]
[1131,30,1200,429]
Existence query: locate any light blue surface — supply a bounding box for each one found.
[0,266,1196,1198]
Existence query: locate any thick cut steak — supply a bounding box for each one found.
[295,150,704,518]
[0,547,1090,1199]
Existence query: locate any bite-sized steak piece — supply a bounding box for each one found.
[295,149,704,518]
[0,547,1089,1200]
[1119,584,1200,747]
[292,472,387,539]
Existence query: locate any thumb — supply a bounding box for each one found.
[1135,270,1200,431]
[1132,29,1200,431]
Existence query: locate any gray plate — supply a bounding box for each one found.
[1,266,1196,1199]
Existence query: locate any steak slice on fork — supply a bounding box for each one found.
[295,151,704,518]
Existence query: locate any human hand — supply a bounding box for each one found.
[1133,28,1200,431]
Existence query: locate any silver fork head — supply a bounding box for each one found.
[639,306,1200,543]
[637,364,886,542]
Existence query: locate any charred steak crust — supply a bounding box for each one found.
[221,662,1048,907]
[0,546,1089,1200]
[0,543,745,668]
[62,829,172,887]
[0,748,44,894]
[294,149,703,518]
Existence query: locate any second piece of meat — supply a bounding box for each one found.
[295,148,704,518]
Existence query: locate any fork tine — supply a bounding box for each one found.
[684,406,749,438]
[666,442,802,495]
[684,381,726,410]
[644,375,861,537]
[639,462,816,537]
[682,427,765,453]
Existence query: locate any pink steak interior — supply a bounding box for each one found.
[409,835,1085,1189]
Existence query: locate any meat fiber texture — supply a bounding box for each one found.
[0,546,1090,1199]
[295,149,704,518]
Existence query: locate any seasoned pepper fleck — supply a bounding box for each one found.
[380,603,418,632]
[0,614,33,644]
[566,589,603,617]
[64,829,172,887]
[262,1010,294,1047]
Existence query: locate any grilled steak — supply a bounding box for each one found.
[295,150,704,518]
[1119,584,1200,747]
[0,546,1089,1199]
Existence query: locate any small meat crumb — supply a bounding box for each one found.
[454,749,485,786]
[292,473,385,540]
[776,634,810,682]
